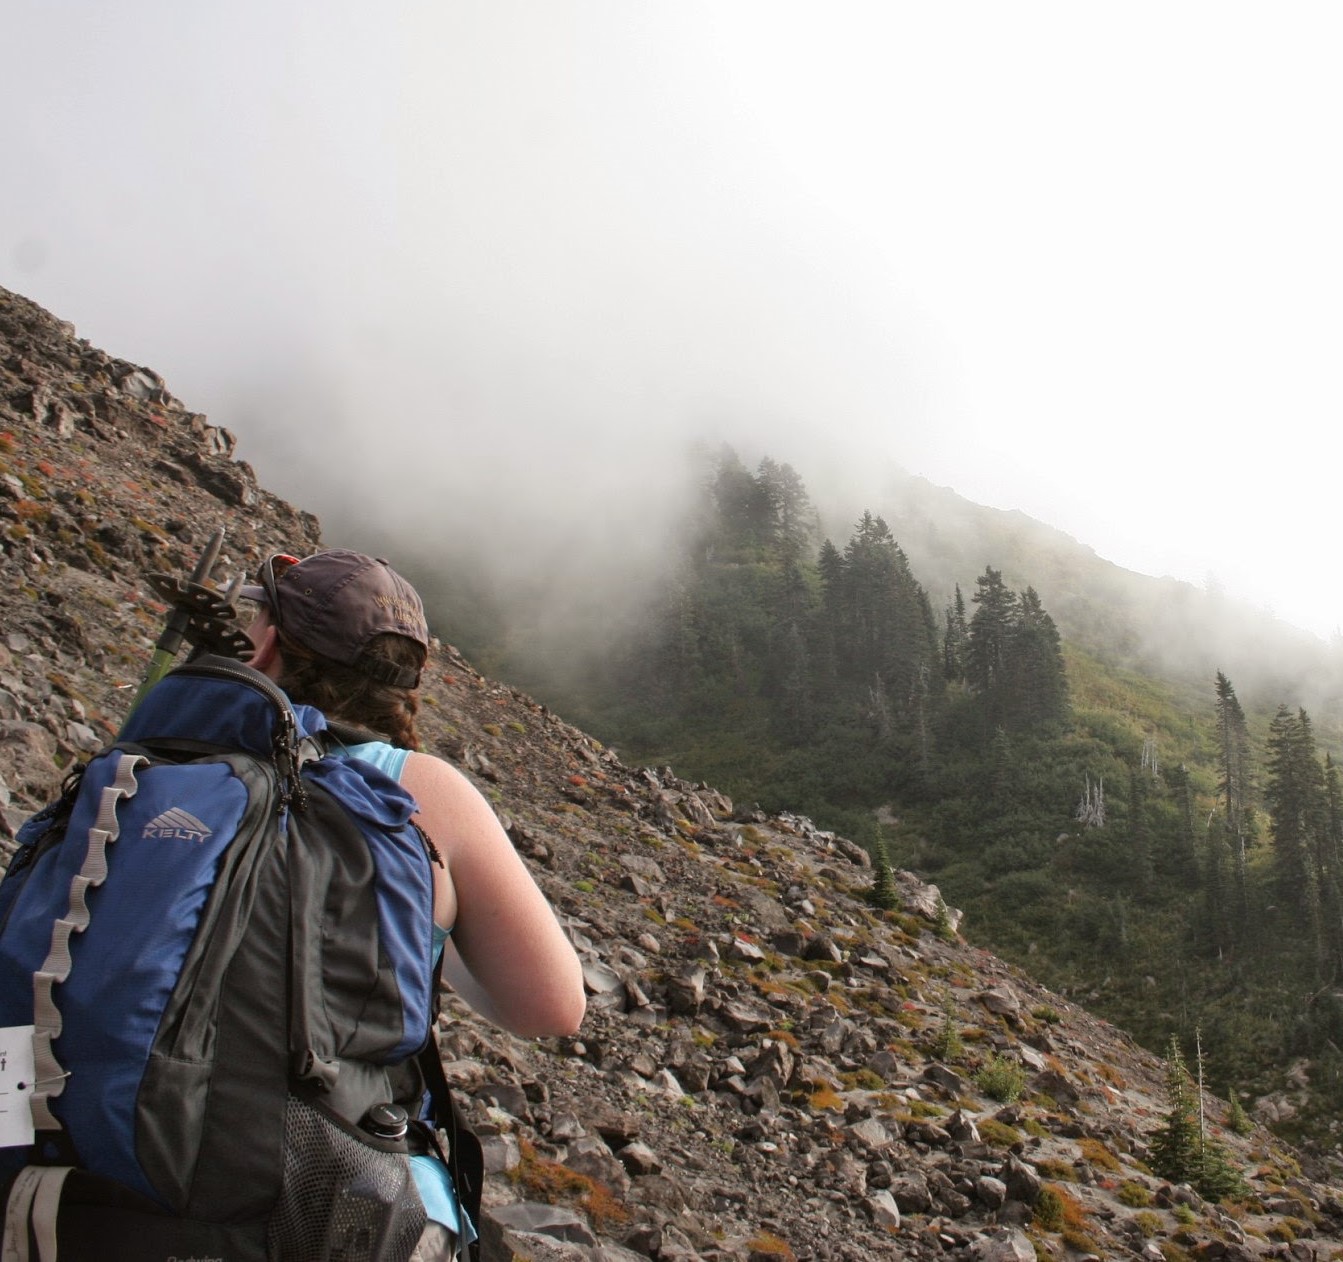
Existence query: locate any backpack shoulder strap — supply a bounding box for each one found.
[415,1045,482,1259]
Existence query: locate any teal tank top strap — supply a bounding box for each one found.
[338,738,412,782]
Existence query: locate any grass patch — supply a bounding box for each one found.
[977,1117,1021,1147]
[744,1232,795,1260]
[1077,1136,1122,1173]
[510,1137,629,1233]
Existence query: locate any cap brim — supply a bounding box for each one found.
[237,584,268,602]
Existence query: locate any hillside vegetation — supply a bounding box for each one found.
[477,446,1343,1159]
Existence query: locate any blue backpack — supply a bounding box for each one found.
[0,657,476,1261]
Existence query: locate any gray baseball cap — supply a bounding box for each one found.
[240,549,429,688]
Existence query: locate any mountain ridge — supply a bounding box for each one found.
[2,282,1341,1261]
[862,469,1343,727]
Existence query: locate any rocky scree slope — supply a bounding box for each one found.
[1,283,1341,1261]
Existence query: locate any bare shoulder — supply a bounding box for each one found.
[401,750,490,809]
[397,756,586,1037]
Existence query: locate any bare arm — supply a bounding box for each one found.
[400,752,586,1038]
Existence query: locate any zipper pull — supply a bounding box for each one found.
[271,708,308,813]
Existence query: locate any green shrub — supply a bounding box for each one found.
[1033,1185,1064,1231]
[975,1054,1026,1103]
[929,1005,963,1062]
[1225,1090,1253,1136]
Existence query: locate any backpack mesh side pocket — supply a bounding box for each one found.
[267,1093,426,1262]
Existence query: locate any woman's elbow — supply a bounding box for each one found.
[515,982,586,1039]
[555,986,587,1036]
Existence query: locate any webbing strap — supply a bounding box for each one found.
[2,1166,71,1262]
[29,1167,67,1262]
[30,755,145,1132]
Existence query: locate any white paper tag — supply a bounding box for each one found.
[0,1026,35,1147]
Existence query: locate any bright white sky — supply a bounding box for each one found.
[5,3,1342,638]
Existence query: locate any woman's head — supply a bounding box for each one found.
[242,550,430,748]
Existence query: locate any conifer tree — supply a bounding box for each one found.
[1164,762,1201,886]
[1150,1033,1247,1200]
[756,457,816,562]
[988,727,1014,802]
[1265,706,1327,934]
[1323,755,1343,971]
[1191,1031,1249,1200]
[1009,587,1069,730]
[869,837,899,911]
[965,572,1065,733]
[1214,672,1253,850]
[943,585,969,683]
[966,567,1016,697]
[771,622,812,740]
[1224,1089,1252,1137]
[1127,766,1154,897]
[817,538,845,609]
[1200,815,1232,959]
[819,512,943,724]
[930,999,963,1062]
[707,446,768,555]
[1150,1035,1201,1184]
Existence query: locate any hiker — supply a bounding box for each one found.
[240,548,585,1256]
[242,549,585,1035]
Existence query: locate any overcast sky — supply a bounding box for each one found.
[6,3,1343,639]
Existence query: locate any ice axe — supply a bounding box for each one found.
[120,526,253,730]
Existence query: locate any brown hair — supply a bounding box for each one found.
[275,630,426,750]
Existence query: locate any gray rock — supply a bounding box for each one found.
[970,1227,1037,1261]
[0,721,59,800]
[844,1117,897,1152]
[565,1135,632,1195]
[619,854,666,882]
[1030,1068,1079,1107]
[865,1049,901,1080]
[480,1132,521,1174]
[473,1081,531,1122]
[488,1201,599,1246]
[583,960,625,995]
[803,933,843,964]
[901,879,960,930]
[667,965,707,1015]
[865,1189,901,1229]
[718,995,777,1033]
[922,1063,970,1096]
[978,986,1022,1018]
[728,935,767,963]
[975,1176,1008,1208]
[889,1172,932,1213]
[1000,1155,1042,1206]
[616,1141,661,1175]
[65,720,101,753]
[946,1109,980,1143]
